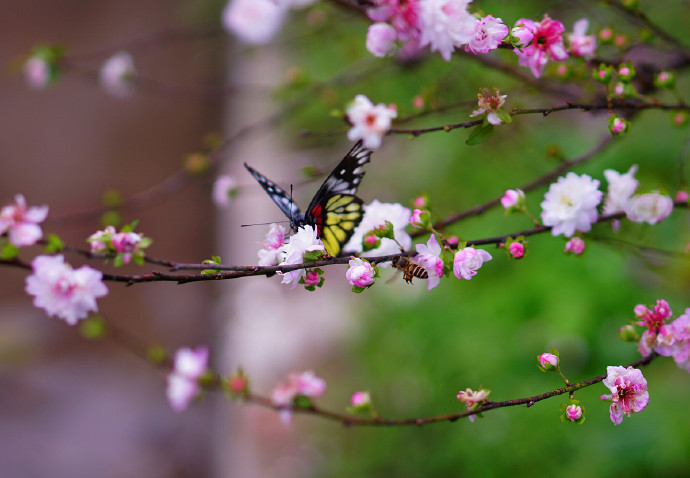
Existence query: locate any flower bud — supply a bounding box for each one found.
[538,352,559,371]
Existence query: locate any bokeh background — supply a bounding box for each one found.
[1,1,689,477]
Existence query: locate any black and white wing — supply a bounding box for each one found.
[244,163,303,224]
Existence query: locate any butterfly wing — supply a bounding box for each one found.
[305,141,372,257]
[244,163,304,226]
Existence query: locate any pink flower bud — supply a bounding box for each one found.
[508,241,524,258]
[304,270,321,287]
[409,208,425,228]
[350,391,372,410]
[413,95,425,110]
[366,23,397,58]
[511,25,534,48]
[346,257,377,289]
[538,352,559,369]
[500,188,524,209]
[564,237,586,255]
[675,190,689,202]
[566,404,583,421]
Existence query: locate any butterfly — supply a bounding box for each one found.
[244,141,372,257]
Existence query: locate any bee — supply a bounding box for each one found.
[391,255,429,284]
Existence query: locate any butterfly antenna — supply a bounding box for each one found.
[241,220,290,228]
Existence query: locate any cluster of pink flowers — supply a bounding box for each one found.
[166,346,209,412]
[513,15,568,78]
[271,370,327,424]
[0,194,48,247]
[87,225,150,265]
[636,300,690,372]
[346,95,398,149]
[365,0,508,61]
[25,255,109,325]
[600,365,649,425]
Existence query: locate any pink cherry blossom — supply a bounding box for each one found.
[367,23,398,57]
[603,165,638,215]
[564,237,586,255]
[655,309,690,372]
[566,404,583,421]
[350,390,372,408]
[409,208,425,228]
[111,231,143,264]
[513,15,568,78]
[271,370,327,423]
[465,15,509,54]
[166,346,209,412]
[303,269,321,287]
[222,0,286,45]
[87,226,117,254]
[346,257,377,288]
[213,174,238,208]
[367,0,421,43]
[418,0,476,61]
[470,89,507,125]
[568,19,596,58]
[346,95,397,149]
[600,366,649,425]
[624,193,673,225]
[0,194,49,247]
[25,255,108,325]
[511,24,534,48]
[540,173,602,237]
[675,190,689,202]
[99,52,136,98]
[278,225,324,288]
[344,200,412,256]
[453,247,492,280]
[24,56,50,90]
[456,387,490,422]
[257,223,287,266]
[610,117,629,135]
[415,234,444,290]
[501,189,524,210]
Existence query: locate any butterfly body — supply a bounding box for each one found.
[244,141,371,257]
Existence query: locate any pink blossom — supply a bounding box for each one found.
[465,15,509,54]
[538,352,559,369]
[99,52,136,98]
[501,189,524,210]
[367,23,398,57]
[610,117,629,135]
[655,310,690,371]
[513,15,568,78]
[418,0,476,61]
[271,370,327,423]
[470,88,507,125]
[258,223,287,266]
[603,165,638,215]
[25,255,108,325]
[453,247,492,280]
[350,390,371,408]
[568,19,596,58]
[24,56,50,90]
[415,234,444,290]
[508,242,524,259]
[278,225,324,288]
[166,346,209,412]
[212,174,238,208]
[344,200,411,256]
[87,226,116,254]
[409,208,425,228]
[303,269,321,287]
[564,237,586,255]
[413,196,427,208]
[346,95,397,149]
[222,0,286,45]
[366,0,421,43]
[565,404,583,421]
[456,387,490,423]
[624,193,673,225]
[0,194,49,247]
[675,190,689,202]
[111,232,142,264]
[346,257,377,288]
[511,24,534,48]
[600,366,649,425]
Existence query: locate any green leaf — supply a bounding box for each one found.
[44,233,65,253]
[0,242,20,260]
[494,109,512,124]
[466,123,494,145]
[79,316,107,339]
